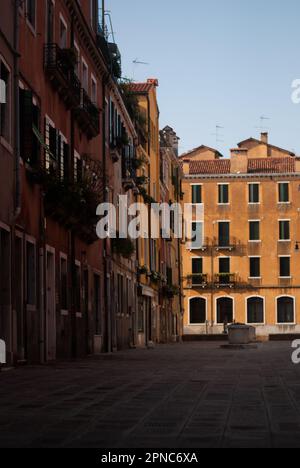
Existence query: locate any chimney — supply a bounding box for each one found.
[261,132,268,144]
[182,160,190,175]
[230,148,248,174]
[147,78,159,87]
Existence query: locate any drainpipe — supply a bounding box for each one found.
[102,78,112,353]
[13,0,21,220]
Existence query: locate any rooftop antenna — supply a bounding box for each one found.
[211,125,224,144]
[133,58,149,66]
[255,115,270,131]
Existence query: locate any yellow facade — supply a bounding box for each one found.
[129,80,161,346]
[181,134,300,339]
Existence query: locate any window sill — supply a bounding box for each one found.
[61,310,69,316]
[248,240,261,243]
[278,240,291,242]
[248,277,262,280]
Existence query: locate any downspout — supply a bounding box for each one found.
[13,0,21,220]
[70,14,77,358]
[102,77,111,353]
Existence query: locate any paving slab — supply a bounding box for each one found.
[0,342,300,448]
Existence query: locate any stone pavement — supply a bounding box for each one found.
[1,342,300,448]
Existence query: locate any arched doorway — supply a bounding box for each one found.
[216,297,233,324]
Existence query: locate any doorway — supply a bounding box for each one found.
[46,249,56,361]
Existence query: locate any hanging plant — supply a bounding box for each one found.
[138,265,148,275]
[149,271,162,284]
[112,237,135,259]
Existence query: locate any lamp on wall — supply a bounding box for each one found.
[295,242,300,252]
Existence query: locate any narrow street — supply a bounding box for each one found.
[1,342,300,448]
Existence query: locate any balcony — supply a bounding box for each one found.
[74,89,100,139]
[214,273,236,288]
[122,157,136,191]
[187,274,209,289]
[44,44,81,109]
[214,237,237,252]
[38,155,104,244]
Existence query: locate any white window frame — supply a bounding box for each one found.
[215,296,235,325]
[248,256,262,280]
[217,183,230,206]
[248,182,261,205]
[276,295,296,326]
[278,219,291,242]
[279,255,292,279]
[278,181,291,205]
[245,295,265,325]
[188,296,207,326]
[248,219,261,243]
[191,183,203,205]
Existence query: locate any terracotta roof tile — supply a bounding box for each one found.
[248,158,295,174]
[128,83,153,93]
[188,160,231,175]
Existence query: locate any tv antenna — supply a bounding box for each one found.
[133,58,149,66]
[212,125,224,144]
[255,115,270,131]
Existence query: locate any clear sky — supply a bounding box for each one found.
[108,0,300,157]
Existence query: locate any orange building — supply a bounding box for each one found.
[181,133,300,339]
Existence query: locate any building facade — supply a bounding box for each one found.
[182,133,300,339]
[159,126,183,342]
[0,0,19,364]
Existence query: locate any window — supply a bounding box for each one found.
[278,183,290,203]
[74,42,80,77]
[94,274,101,334]
[0,229,11,310]
[0,59,11,142]
[279,257,291,278]
[219,257,230,284]
[192,185,202,204]
[46,0,54,44]
[75,263,81,312]
[90,0,98,31]
[91,76,97,103]
[20,89,41,165]
[82,59,88,92]
[216,297,233,324]
[189,298,206,324]
[26,0,36,29]
[117,274,124,315]
[191,222,203,249]
[59,16,67,49]
[247,297,264,324]
[26,241,36,307]
[60,256,68,311]
[249,183,260,204]
[277,297,294,324]
[249,221,260,241]
[279,220,290,241]
[249,257,260,278]
[74,151,82,182]
[218,222,230,247]
[218,184,229,204]
[192,258,203,285]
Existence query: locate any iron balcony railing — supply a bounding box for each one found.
[44,44,81,108]
[214,273,237,287]
[187,274,209,288]
[74,88,100,139]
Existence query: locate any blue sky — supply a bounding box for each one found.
[108,0,300,156]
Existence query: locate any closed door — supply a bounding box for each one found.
[46,251,56,361]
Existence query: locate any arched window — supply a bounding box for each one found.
[189,298,206,324]
[216,297,233,324]
[277,297,295,324]
[247,297,264,324]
